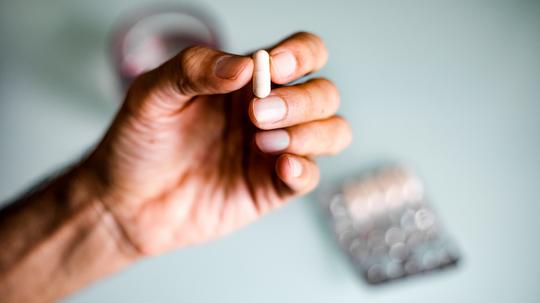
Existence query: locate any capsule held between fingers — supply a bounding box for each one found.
[252,50,271,98]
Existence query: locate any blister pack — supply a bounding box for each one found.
[322,165,460,284]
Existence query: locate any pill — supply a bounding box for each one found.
[252,50,271,98]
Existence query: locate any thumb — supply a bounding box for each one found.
[126,46,254,116]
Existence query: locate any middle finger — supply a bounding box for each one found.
[249,78,340,130]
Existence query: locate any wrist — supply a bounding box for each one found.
[66,162,142,262]
[0,164,139,302]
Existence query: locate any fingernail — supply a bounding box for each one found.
[255,130,290,153]
[215,55,247,79]
[271,51,296,78]
[252,96,287,124]
[287,156,303,178]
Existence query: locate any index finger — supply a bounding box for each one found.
[269,32,329,84]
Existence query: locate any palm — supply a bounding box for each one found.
[93,85,291,255]
[167,86,292,239]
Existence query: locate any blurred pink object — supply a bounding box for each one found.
[110,5,222,91]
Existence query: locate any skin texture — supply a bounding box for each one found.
[0,32,352,302]
[85,32,352,256]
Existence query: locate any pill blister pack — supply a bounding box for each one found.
[323,165,460,284]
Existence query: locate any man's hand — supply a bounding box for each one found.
[0,32,352,303]
[83,32,352,256]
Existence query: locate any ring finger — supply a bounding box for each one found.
[249,78,340,130]
[255,116,352,156]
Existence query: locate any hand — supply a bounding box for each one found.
[82,32,352,257]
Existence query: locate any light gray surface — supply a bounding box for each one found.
[1,0,539,302]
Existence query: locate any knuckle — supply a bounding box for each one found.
[301,122,331,154]
[334,116,353,150]
[307,163,321,191]
[176,46,206,94]
[293,31,323,47]
[311,78,340,108]
[334,115,349,127]
[297,32,328,64]
[288,124,308,150]
[300,78,339,118]
[321,123,338,152]
[124,70,159,112]
[179,45,206,64]
[126,70,153,99]
[289,85,315,118]
[316,118,349,155]
[288,31,328,69]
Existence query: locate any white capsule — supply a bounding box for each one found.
[252,50,271,98]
